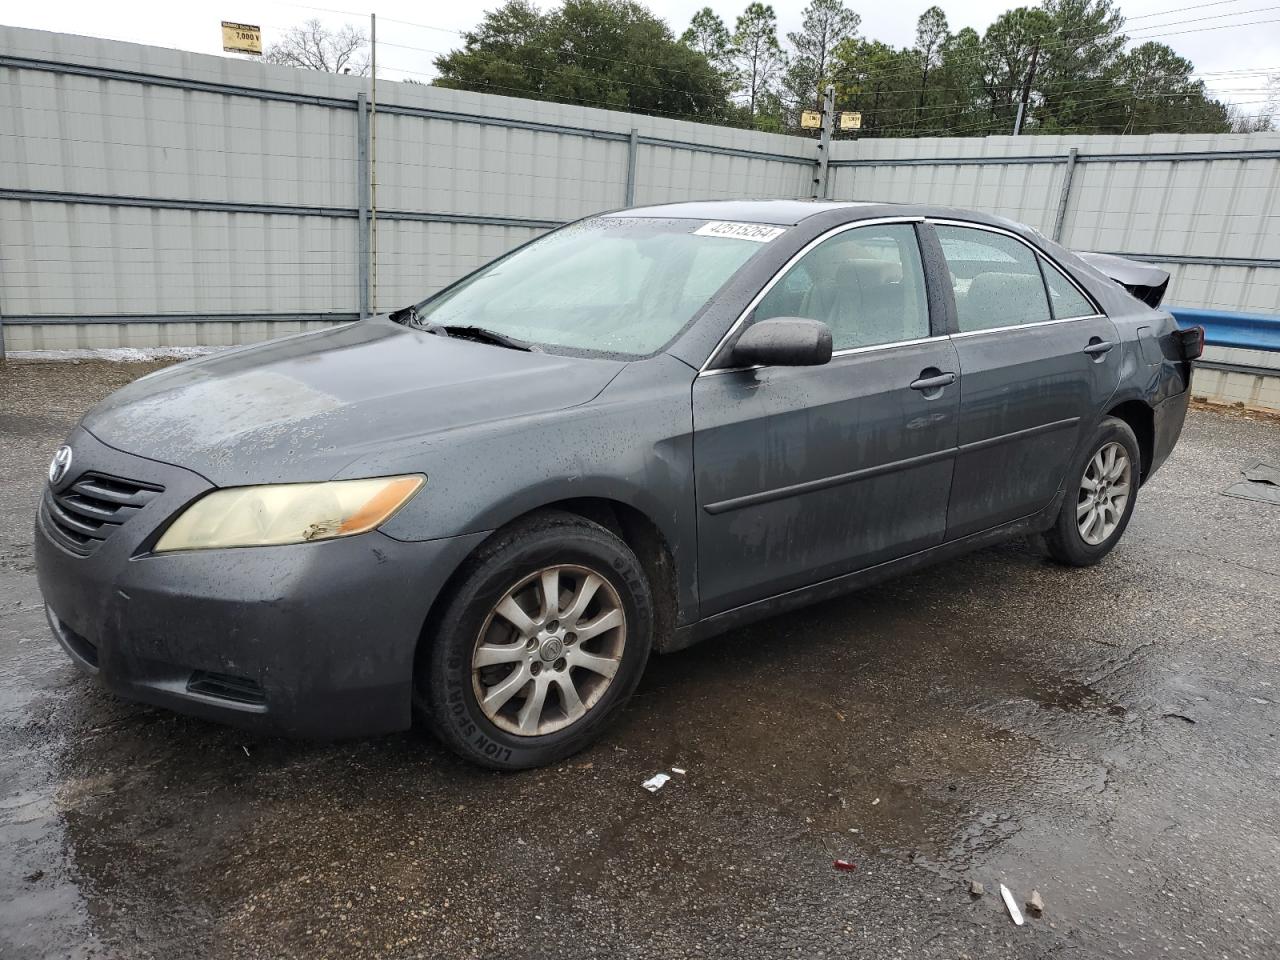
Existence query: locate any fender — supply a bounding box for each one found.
[360,355,702,624]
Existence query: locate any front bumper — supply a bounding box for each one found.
[34,427,488,738]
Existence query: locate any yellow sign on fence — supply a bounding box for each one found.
[221,21,262,56]
[839,111,863,130]
[800,110,823,129]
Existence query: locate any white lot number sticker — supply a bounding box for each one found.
[693,221,787,243]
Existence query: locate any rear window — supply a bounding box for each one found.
[1041,258,1098,319]
[935,226,1051,332]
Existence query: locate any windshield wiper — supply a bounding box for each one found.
[425,324,540,352]
[388,304,422,328]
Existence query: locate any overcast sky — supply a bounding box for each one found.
[6,0,1278,114]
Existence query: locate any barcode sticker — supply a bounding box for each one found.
[693,221,787,243]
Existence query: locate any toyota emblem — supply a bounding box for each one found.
[48,445,73,486]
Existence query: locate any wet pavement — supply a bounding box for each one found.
[2,357,1279,959]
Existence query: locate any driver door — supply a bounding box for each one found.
[691,221,961,618]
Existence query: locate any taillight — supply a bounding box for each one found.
[1177,326,1204,360]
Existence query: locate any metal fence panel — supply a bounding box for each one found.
[0,25,821,351]
[375,221,547,310]
[0,201,359,317]
[828,132,1280,327]
[2,24,1279,357]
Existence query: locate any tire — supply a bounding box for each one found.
[1043,416,1141,567]
[417,510,654,770]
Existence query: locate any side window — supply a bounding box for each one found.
[753,224,929,351]
[1040,257,1098,319]
[935,225,1051,332]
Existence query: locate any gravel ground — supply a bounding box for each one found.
[2,357,1279,959]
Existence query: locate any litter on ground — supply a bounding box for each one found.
[1000,884,1025,926]
[642,773,671,793]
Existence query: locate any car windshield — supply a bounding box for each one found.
[413,217,777,357]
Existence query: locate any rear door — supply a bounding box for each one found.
[691,220,961,617]
[929,221,1121,540]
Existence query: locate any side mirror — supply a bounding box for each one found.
[729,317,833,368]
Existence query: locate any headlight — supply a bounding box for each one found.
[154,475,425,552]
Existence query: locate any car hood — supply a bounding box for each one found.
[80,318,626,486]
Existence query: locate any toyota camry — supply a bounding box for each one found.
[34,200,1199,768]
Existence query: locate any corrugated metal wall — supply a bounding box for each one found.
[2,25,1277,354]
[828,133,1280,317]
[0,26,814,350]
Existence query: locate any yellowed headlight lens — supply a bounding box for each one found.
[154,475,424,552]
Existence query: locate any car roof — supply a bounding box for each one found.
[604,199,1044,241]
[604,199,888,226]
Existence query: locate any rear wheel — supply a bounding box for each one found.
[1043,416,1141,567]
[418,511,653,769]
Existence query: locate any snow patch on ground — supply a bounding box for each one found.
[5,346,220,362]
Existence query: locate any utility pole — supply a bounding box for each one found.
[1013,37,1040,136]
[813,83,834,200]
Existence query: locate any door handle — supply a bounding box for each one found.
[909,371,957,391]
[1083,340,1115,357]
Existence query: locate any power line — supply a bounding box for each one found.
[252,0,1277,135]
[1130,15,1280,36]
[1128,3,1280,31]
[1124,0,1258,19]
[369,20,1275,114]
[262,0,1275,97]
[374,40,724,105]
[906,95,1274,137]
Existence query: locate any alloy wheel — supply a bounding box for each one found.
[1077,441,1132,546]
[471,564,626,736]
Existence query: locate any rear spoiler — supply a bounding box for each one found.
[1075,252,1170,309]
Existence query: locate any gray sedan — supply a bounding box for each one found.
[34,200,1198,768]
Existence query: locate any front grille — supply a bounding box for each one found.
[187,671,267,706]
[42,472,163,556]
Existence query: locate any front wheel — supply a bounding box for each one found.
[418,511,653,769]
[1043,416,1141,567]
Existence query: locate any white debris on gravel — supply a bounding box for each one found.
[1000,884,1025,926]
[6,346,219,362]
[642,773,671,793]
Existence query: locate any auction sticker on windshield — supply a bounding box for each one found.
[693,221,787,243]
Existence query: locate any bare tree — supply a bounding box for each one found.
[1225,74,1277,132]
[1228,104,1275,133]
[264,19,370,75]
